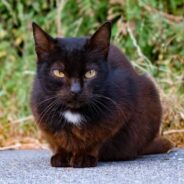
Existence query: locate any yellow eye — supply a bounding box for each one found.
[85,70,96,79]
[53,70,65,78]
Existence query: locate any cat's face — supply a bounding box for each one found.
[32,22,111,109]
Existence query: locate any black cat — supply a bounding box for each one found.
[31,21,173,168]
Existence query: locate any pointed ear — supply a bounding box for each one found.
[32,22,55,59]
[88,21,111,57]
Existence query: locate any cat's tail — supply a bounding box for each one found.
[140,136,174,155]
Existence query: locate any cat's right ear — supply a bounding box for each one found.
[88,21,111,58]
[32,22,55,60]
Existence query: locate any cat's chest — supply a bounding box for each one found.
[40,107,123,152]
[62,110,84,125]
[45,124,92,152]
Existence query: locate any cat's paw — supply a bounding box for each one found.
[70,155,97,168]
[50,153,70,167]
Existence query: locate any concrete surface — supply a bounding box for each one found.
[0,149,183,184]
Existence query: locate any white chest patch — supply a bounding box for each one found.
[62,110,83,125]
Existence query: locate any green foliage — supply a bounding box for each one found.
[0,0,183,145]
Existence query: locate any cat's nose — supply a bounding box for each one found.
[70,80,81,96]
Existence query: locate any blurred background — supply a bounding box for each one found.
[0,0,183,150]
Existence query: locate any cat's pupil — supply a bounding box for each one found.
[85,69,96,79]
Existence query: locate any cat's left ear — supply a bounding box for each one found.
[88,21,111,57]
[32,22,56,60]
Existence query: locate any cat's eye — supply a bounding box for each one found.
[53,70,65,78]
[85,70,96,79]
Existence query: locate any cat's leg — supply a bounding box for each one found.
[99,147,137,161]
[70,154,97,168]
[99,140,137,161]
[43,133,72,167]
[140,136,174,155]
[50,149,72,167]
[70,146,99,168]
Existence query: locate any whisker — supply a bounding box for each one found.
[38,99,58,125]
[93,94,126,119]
[91,98,113,114]
[90,100,103,114]
[37,96,58,107]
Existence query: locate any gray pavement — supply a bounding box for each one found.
[0,149,183,184]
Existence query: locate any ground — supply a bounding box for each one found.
[0,149,183,184]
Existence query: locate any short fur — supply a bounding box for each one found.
[31,22,173,168]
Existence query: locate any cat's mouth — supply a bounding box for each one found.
[65,99,87,109]
[67,102,81,109]
[62,94,91,109]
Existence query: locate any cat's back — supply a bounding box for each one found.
[107,44,160,108]
[108,45,136,74]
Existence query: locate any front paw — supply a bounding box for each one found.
[70,155,97,168]
[50,153,70,167]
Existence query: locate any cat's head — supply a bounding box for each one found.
[32,22,111,109]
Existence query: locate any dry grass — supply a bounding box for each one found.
[161,92,184,147]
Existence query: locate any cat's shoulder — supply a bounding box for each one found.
[108,44,136,73]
